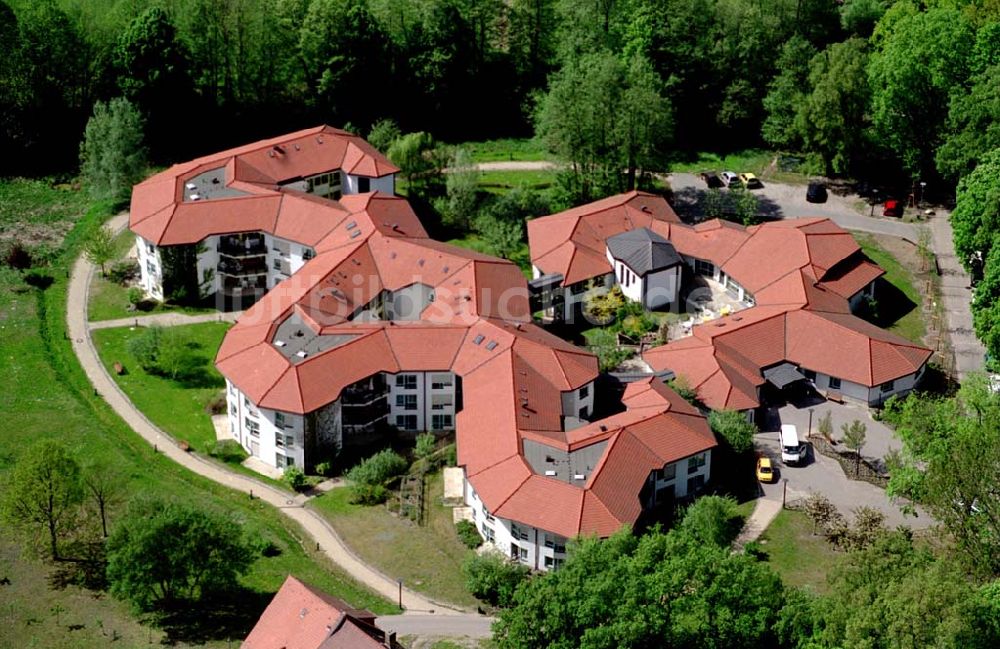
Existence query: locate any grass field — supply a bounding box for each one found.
[446,233,532,277]
[91,322,232,454]
[854,233,926,344]
[477,169,559,194]
[671,150,774,176]
[0,180,393,647]
[309,472,479,608]
[758,510,840,595]
[457,138,548,163]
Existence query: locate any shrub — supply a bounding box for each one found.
[414,433,436,460]
[446,444,458,467]
[347,449,408,487]
[314,461,333,477]
[208,440,247,464]
[708,410,757,454]
[463,550,530,608]
[583,286,625,325]
[456,519,483,549]
[127,325,165,372]
[283,467,307,491]
[126,286,144,306]
[2,241,32,270]
[349,483,388,505]
[125,325,200,379]
[668,376,699,404]
[204,392,227,415]
[107,260,139,285]
[679,495,745,548]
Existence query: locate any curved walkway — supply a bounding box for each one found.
[68,213,474,618]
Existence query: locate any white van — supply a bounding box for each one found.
[780,424,803,465]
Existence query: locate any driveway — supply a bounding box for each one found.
[755,401,932,529]
[667,172,919,240]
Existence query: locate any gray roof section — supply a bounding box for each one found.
[182,167,249,202]
[763,362,807,389]
[606,227,682,276]
[272,311,358,364]
[522,438,608,484]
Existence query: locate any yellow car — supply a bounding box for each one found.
[756,457,776,483]
[739,172,763,189]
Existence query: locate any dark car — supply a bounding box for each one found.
[883,199,903,217]
[806,182,827,203]
[699,171,723,188]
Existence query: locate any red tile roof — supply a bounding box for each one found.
[242,575,396,649]
[131,125,398,246]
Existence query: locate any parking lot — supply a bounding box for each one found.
[754,400,932,529]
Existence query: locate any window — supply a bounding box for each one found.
[579,385,589,399]
[285,456,295,467]
[519,546,528,561]
[357,177,370,193]
[229,403,237,416]
[662,463,676,481]
[510,523,528,541]
[274,412,287,429]
[544,534,566,553]
[431,414,453,430]
[395,414,417,430]
[578,406,588,419]
[880,380,895,393]
[302,248,315,260]
[544,556,565,570]
[276,433,284,448]
[245,418,260,436]
[396,394,417,410]
[395,374,417,390]
[802,369,817,381]
[688,453,706,474]
[687,474,705,494]
[272,258,282,271]
[431,374,453,390]
[829,377,842,390]
[484,507,494,523]
[146,260,156,276]
[481,523,495,542]
[695,259,714,276]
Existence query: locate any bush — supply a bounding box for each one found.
[349,483,389,505]
[204,391,227,415]
[708,410,757,454]
[314,461,333,477]
[125,325,200,379]
[207,440,247,464]
[283,467,307,491]
[347,449,408,487]
[414,433,436,460]
[2,240,32,270]
[456,519,483,549]
[679,495,745,548]
[463,550,530,608]
[126,286,144,306]
[108,260,139,285]
[583,286,625,325]
[127,325,165,372]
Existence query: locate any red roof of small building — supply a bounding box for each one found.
[242,575,397,649]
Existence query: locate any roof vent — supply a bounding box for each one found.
[485,341,498,351]
[294,143,300,151]
[599,425,607,432]
[641,206,651,213]
[418,259,425,266]
[295,350,308,359]
[545,455,554,463]
[472,334,484,345]
[185,182,197,190]
[317,135,324,144]
[189,194,201,201]
[274,340,286,347]
[293,329,304,338]
[389,252,397,259]
[545,470,557,477]
[350,230,362,239]
[273,145,284,155]
[351,259,361,266]
[573,474,586,481]
[442,266,449,273]
[345,221,357,230]
[300,608,308,619]
[268,150,275,157]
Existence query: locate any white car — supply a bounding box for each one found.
[721,171,740,187]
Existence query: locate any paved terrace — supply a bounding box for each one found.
[68,212,489,630]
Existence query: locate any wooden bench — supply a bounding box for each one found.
[826,390,844,404]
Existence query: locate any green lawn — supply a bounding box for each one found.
[477,169,559,194]
[854,234,926,344]
[309,471,479,609]
[0,183,393,647]
[457,138,548,163]
[91,322,231,454]
[671,150,774,175]
[758,510,840,595]
[447,234,532,277]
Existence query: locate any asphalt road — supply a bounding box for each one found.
[377,614,495,639]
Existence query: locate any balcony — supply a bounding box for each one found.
[222,275,267,294]
[218,256,267,277]
[218,234,266,257]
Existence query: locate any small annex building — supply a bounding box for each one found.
[605,227,683,309]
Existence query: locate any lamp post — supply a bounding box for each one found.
[920,181,927,208]
[808,408,814,437]
[870,189,879,217]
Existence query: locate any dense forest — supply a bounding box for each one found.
[2,0,1000,194]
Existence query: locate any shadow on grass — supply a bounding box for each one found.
[152,587,273,644]
[862,279,917,331]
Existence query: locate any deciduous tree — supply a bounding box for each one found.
[79,97,147,206]
[83,225,116,277]
[708,409,756,454]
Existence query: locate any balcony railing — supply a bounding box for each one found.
[218,235,266,257]
[218,256,268,277]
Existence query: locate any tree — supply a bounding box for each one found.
[387,131,440,196]
[414,433,436,460]
[82,461,122,539]
[106,498,253,610]
[79,97,147,206]
[679,495,744,548]
[936,65,1000,181]
[839,0,888,38]
[868,8,975,179]
[703,187,725,219]
[463,550,530,608]
[475,213,524,261]
[494,522,787,649]
[442,147,480,231]
[841,419,867,474]
[798,38,871,175]
[1,440,83,560]
[730,184,760,226]
[708,410,756,454]
[84,225,115,277]
[366,118,401,154]
[883,375,1000,576]
[803,492,839,534]
[762,36,816,150]
[615,54,673,190]
[951,148,1000,273]
[817,409,833,439]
